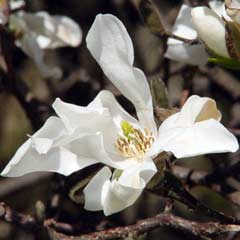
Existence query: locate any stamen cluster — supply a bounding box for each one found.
[115,121,154,158]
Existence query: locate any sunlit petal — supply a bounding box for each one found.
[86,14,156,135]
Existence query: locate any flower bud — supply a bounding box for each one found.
[191,6,230,59]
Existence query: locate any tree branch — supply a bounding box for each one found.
[0,25,51,130]
[0,202,39,231]
[46,213,240,240]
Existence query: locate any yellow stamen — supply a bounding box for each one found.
[115,121,154,158]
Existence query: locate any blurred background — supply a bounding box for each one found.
[1,0,240,239]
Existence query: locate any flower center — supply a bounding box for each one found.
[115,121,154,158]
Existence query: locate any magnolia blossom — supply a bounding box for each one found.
[1,14,238,216]
[165,1,233,65]
[10,10,82,78]
[165,4,208,65]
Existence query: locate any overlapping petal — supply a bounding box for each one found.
[1,117,72,177]
[18,32,62,78]
[9,10,82,78]
[86,14,156,135]
[12,11,82,49]
[83,159,156,216]
[165,5,208,65]
[191,6,230,58]
[151,96,238,158]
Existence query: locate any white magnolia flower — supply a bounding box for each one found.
[151,95,239,158]
[165,1,231,65]
[10,10,82,78]
[1,14,238,216]
[165,4,208,65]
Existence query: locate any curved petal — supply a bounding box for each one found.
[86,14,156,135]
[13,11,82,49]
[91,90,139,128]
[84,160,156,216]
[150,96,229,158]
[160,119,239,158]
[1,145,82,177]
[102,159,156,216]
[175,95,221,126]
[165,4,208,65]
[165,43,208,66]
[36,12,82,48]
[52,95,114,133]
[83,167,112,211]
[102,176,145,216]
[52,91,138,160]
[17,32,62,79]
[191,7,230,58]
[0,117,84,177]
[64,132,123,170]
[119,157,157,184]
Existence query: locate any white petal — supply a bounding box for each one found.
[30,137,53,154]
[169,5,198,41]
[165,43,208,66]
[10,0,25,10]
[0,117,76,177]
[52,91,140,162]
[165,5,208,65]
[119,158,157,184]
[64,132,119,169]
[83,167,112,211]
[102,159,156,216]
[102,176,144,216]
[34,116,67,140]
[161,119,239,158]
[90,90,139,128]
[175,95,221,126]
[149,114,185,157]
[13,11,82,49]
[1,146,80,177]
[53,96,143,170]
[52,96,113,132]
[49,15,82,48]
[209,0,230,20]
[191,7,230,58]
[17,32,62,79]
[86,14,156,135]
[84,160,156,216]
[150,96,228,157]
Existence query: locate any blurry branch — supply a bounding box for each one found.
[0,173,52,199]
[47,213,240,240]
[229,128,240,136]
[0,202,40,231]
[200,68,240,100]
[173,156,240,187]
[3,200,240,240]
[0,25,51,130]
[151,170,240,224]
